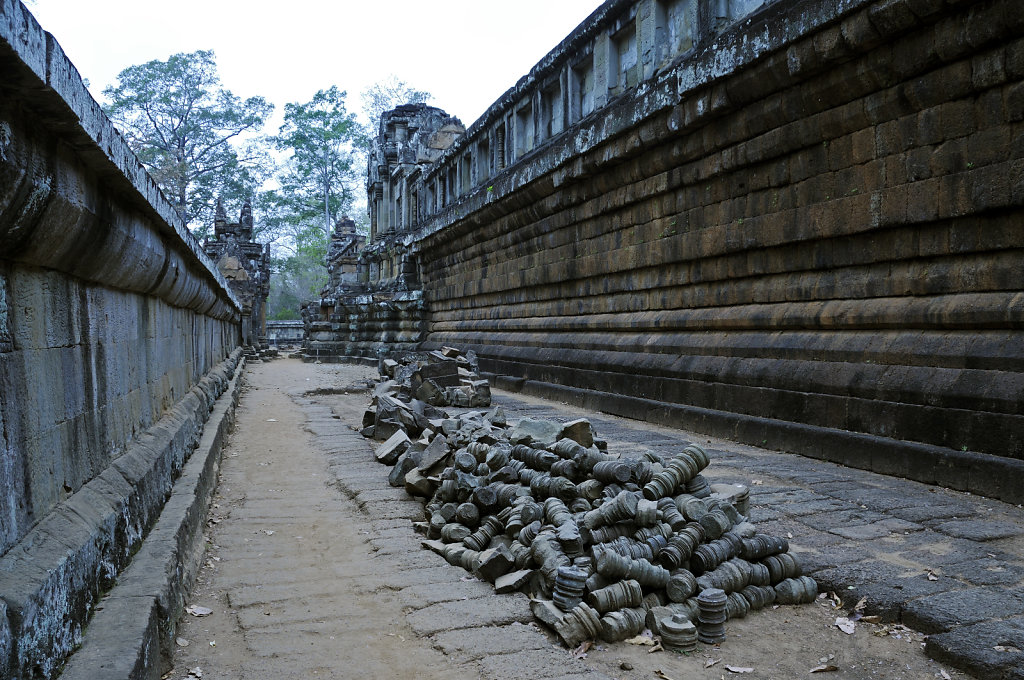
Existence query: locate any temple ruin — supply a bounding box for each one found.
[310,0,1024,504]
[302,106,466,362]
[204,199,271,349]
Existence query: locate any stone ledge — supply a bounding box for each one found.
[484,373,1024,505]
[0,0,240,316]
[0,350,243,680]
[57,355,243,680]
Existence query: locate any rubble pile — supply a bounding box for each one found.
[362,353,817,648]
[378,347,491,411]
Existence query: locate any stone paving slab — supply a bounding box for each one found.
[926,616,1024,680]
[475,647,607,680]
[406,594,535,636]
[397,579,496,610]
[374,565,469,590]
[429,623,553,662]
[903,587,1024,634]
[227,583,340,609]
[370,536,434,556]
[934,520,1024,542]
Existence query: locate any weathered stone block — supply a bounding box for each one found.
[373,419,402,442]
[417,434,451,473]
[403,468,434,497]
[558,419,595,448]
[508,419,562,448]
[494,569,535,595]
[0,600,10,679]
[475,544,514,583]
[375,429,411,465]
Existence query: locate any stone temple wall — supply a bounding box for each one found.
[204,200,271,347]
[373,0,1024,502]
[0,3,244,677]
[305,107,465,363]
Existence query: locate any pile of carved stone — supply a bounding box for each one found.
[379,347,491,409]
[365,373,817,650]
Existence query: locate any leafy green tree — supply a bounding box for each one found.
[273,86,361,236]
[103,50,273,235]
[360,75,432,134]
[258,87,363,318]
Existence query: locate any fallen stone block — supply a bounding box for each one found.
[495,569,534,594]
[530,599,564,628]
[485,406,507,427]
[389,452,420,487]
[508,418,562,448]
[373,419,403,441]
[376,430,411,465]
[416,378,445,405]
[404,468,434,497]
[421,539,448,556]
[476,544,515,583]
[417,434,451,473]
[559,418,595,448]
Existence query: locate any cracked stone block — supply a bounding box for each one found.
[508,418,562,448]
[375,429,411,465]
[495,569,534,594]
[829,523,899,540]
[903,586,1024,634]
[558,419,595,447]
[926,616,1024,680]
[430,622,551,662]
[406,593,532,635]
[476,647,603,680]
[933,520,1023,542]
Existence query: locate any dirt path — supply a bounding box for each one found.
[168,359,474,680]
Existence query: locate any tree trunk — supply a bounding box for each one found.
[322,146,331,234]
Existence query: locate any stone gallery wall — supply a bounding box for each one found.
[400,0,1023,501]
[0,3,243,676]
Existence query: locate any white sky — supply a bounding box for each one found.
[27,0,604,130]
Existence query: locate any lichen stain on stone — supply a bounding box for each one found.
[0,272,10,348]
[0,120,11,161]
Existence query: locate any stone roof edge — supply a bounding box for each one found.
[0,0,242,313]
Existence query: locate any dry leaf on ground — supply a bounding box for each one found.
[175,637,189,647]
[810,664,839,673]
[654,671,677,680]
[704,657,721,668]
[625,634,656,646]
[185,605,212,617]
[835,616,856,634]
[572,641,592,659]
[726,666,754,673]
